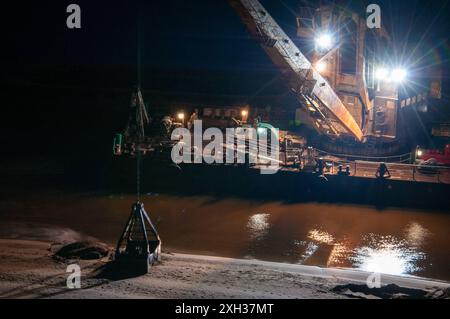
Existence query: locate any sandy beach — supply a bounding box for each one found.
[0,237,448,299]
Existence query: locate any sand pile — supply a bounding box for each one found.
[332,283,450,299]
[52,241,110,260]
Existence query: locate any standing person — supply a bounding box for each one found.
[160,115,173,137]
[188,111,198,131]
[317,157,325,175]
[252,115,261,130]
[376,162,391,179]
[345,165,351,176]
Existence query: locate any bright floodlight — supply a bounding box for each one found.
[315,61,327,73]
[375,67,389,80]
[392,68,407,83]
[315,34,333,50]
[241,110,248,117]
[177,112,185,120]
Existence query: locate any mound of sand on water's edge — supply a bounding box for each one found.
[331,283,450,299]
[52,241,111,260]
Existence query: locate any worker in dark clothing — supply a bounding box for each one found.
[317,158,325,175]
[160,116,173,137]
[188,111,199,130]
[316,158,328,182]
[253,116,261,130]
[337,164,351,176]
[345,165,351,176]
[376,162,391,179]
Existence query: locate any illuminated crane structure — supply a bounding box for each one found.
[229,0,439,143]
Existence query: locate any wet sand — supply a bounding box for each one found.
[0,239,448,299]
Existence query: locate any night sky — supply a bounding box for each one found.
[2,0,449,73]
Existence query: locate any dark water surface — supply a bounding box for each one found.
[0,190,449,281]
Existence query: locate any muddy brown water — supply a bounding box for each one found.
[0,190,449,281]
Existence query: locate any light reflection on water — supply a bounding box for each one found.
[351,234,426,275]
[299,241,319,262]
[405,222,430,246]
[308,229,335,245]
[300,228,429,275]
[299,227,428,275]
[295,226,428,276]
[328,243,352,266]
[247,213,270,240]
[247,222,430,276]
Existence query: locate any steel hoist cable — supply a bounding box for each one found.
[136,151,141,202]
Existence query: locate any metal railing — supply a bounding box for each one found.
[315,148,412,163]
[280,148,450,185]
[329,160,450,184]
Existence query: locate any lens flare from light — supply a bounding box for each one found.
[316,61,327,73]
[316,34,333,50]
[392,68,407,83]
[375,67,389,80]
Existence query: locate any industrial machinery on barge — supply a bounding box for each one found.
[114,0,442,160]
[229,0,441,146]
